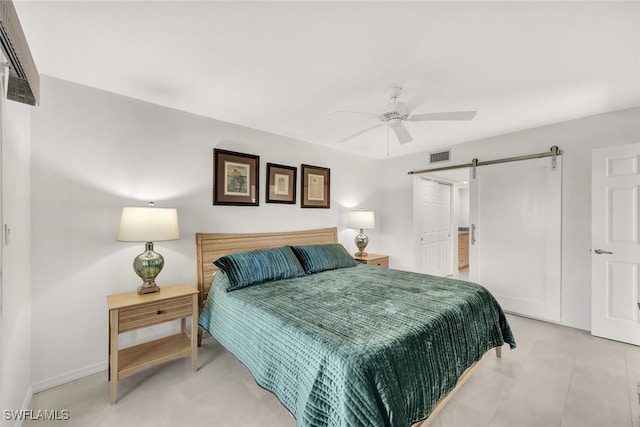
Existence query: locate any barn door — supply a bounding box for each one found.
[469,156,562,322]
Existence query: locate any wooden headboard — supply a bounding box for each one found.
[195,227,338,309]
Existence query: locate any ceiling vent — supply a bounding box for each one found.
[429,149,451,164]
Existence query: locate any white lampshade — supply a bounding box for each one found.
[347,210,375,230]
[117,207,180,242]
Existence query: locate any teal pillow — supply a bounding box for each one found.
[214,246,305,291]
[291,244,357,274]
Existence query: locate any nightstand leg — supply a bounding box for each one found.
[191,294,198,372]
[108,313,111,382]
[109,310,119,404]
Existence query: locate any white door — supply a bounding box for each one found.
[418,178,452,276]
[469,156,562,322]
[591,143,640,345]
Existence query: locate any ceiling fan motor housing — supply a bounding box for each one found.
[380,101,409,122]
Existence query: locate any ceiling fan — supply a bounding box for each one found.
[331,86,477,145]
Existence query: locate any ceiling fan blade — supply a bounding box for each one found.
[328,109,380,118]
[400,83,447,114]
[337,123,384,143]
[407,111,478,122]
[392,122,413,144]
[401,90,428,115]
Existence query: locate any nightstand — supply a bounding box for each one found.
[107,283,199,404]
[354,253,389,268]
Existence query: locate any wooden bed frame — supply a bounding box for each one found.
[195,227,339,311]
[194,227,501,427]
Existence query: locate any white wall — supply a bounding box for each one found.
[29,76,382,389]
[0,97,33,421]
[379,107,640,330]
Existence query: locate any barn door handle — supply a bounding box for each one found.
[594,249,613,255]
[471,224,476,245]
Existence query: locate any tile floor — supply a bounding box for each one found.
[25,299,640,427]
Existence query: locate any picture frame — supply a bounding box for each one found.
[213,149,259,206]
[266,163,297,204]
[301,164,330,209]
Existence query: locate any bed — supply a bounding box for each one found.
[195,227,515,427]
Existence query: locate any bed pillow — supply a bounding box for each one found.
[291,243,357,274]
[214,246,306,291]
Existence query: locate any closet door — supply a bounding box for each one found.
[417,178,452,277]
[591,143,640,345]
[469,156,562,322]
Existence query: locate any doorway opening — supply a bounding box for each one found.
[413,168,471,278]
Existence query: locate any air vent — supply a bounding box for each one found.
[0,1,39,106]
[429,149,451,164]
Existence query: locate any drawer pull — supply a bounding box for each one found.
[156,310,164,315]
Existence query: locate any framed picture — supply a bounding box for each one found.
[266,163,297,204]
[301,164,330,209]
[213,149,259,206]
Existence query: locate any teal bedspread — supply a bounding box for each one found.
[199,264,515,426]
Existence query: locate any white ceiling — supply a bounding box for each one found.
[13,1,640,159]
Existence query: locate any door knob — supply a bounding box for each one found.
[594,249,613,255]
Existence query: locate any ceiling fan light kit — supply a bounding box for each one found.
[388,118,402,128]
[333,86,477,147]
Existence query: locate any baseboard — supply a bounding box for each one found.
[13,365,106,427]
[31,361,107,394]
[12,384,34,427]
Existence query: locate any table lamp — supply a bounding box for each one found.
[347,210,375,257]
[117,202,180,294]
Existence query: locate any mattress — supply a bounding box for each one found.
[199,264,515,427]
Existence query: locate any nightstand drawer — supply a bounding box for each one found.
[370,258,389,268]
[118,296,193,333]
[354,253,389,268]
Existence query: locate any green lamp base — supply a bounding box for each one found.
[354,229,369,257]
[133,242,164,295]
